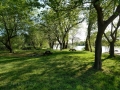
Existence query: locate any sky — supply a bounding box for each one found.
[77,22,87,41]
[68,21,87,44]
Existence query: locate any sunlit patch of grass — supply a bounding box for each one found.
[0,50,120,89]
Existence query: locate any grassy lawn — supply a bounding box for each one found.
[0,50,120,90]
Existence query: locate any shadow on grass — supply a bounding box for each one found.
[0,51,120,90]
[102,53,120,62]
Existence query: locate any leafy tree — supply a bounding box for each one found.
[38,10,58,49]
[0,0,24,52]
[29,25,48,49]
[0,0,43,53]
[69,28,80,49]
[0,0,41,53]
[84,4,97,52]
[40,0,84,50]
[93,0,120,70]
[104,15,120,57]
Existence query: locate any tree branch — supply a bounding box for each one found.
[105,5,120,25]
[103,33,111,43]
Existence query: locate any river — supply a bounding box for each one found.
[53,45,120,53]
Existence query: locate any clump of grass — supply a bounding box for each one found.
[0,50,120,90]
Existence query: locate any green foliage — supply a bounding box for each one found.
[11,35,24,49]
[0,0,42,52]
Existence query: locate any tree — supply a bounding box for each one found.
[29,25,48,49]
[104,15,120,57]
[39,0,84,50]
[0,0,25,52]
[38,10,58,49]
[0,0,41,53]
[49,0,83,50]
[69,28,80,49]
[54,9,83,50]
[93,0,120,70]
[84,4,97,52]
[0,0,34,52]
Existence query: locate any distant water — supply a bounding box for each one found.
[102,46,120,53]
[102,46,109,53]
[74,46,85,51]
[53,45,120,53]
[53,45,85,51]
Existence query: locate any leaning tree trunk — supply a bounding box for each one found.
[109,41,115,57]
[89,39,92,52]
[85,38,92,52]
[85,21,93,52]
[85,38,89,51]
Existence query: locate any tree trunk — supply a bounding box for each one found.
[85,38,89,51]
[109,41,115,57]
[89,39,92,52]
[85,21,93,52]
[62,41,66,49]
[93,0,120,70]
[64,39,68,49]
[93,32,102,70]
[60,40,67,49]
[59,43,62,50]
[65,44,68,49]
[55,43,59,49]
[6,45,13,53]
[85,38,92,52]
[4,40,13,53]
[71,38,74,49]
[49,41,54,49]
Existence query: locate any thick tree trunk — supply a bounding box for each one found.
[59,40,68,50]
[93,0,120,70]
[62,41,66,49]
[63,42,68,49]
[93,33,102,70]
[65,39,68,49]
[109,41,115,57]
[6,45,13,53]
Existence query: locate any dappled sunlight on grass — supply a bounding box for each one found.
[0,51,120,89]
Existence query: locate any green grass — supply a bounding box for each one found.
[0,50,120,90]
